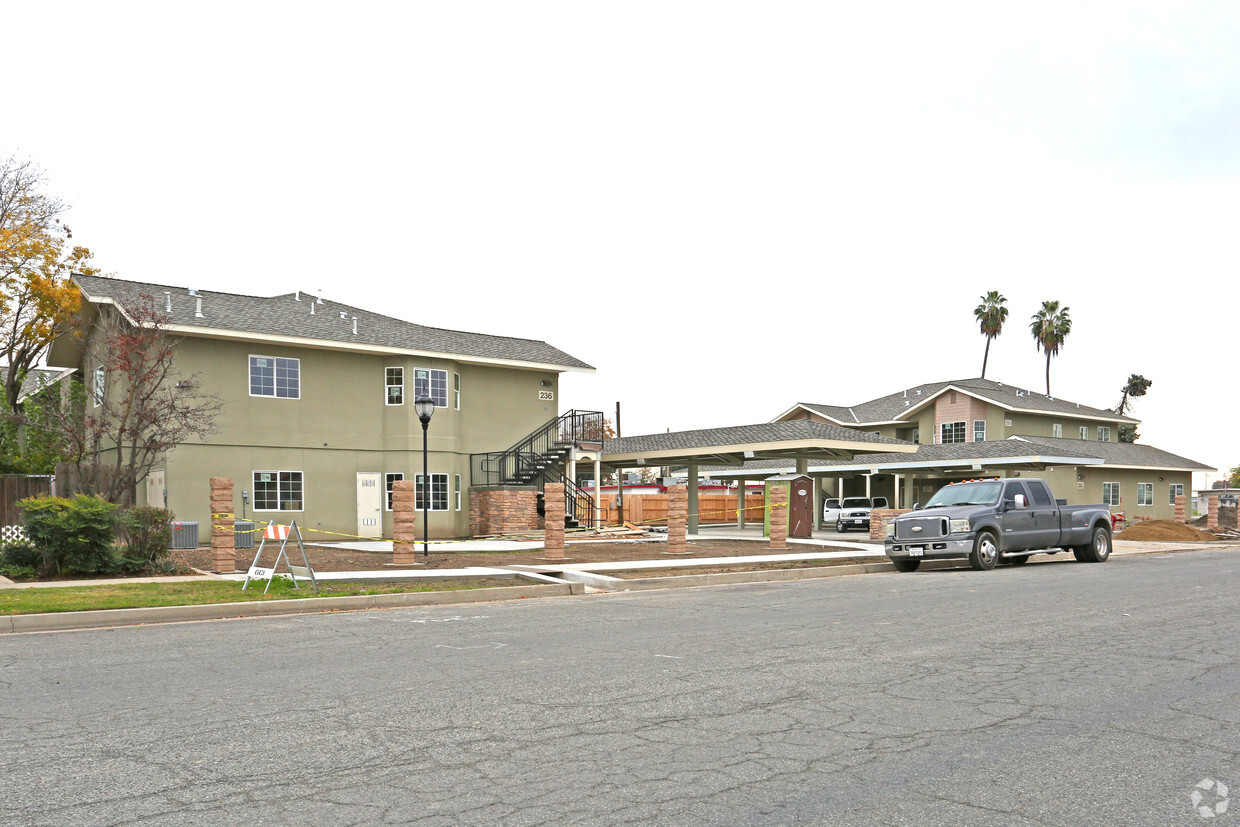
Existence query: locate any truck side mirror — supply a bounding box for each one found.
[913,502,921,510]
[1014,493,1027,509]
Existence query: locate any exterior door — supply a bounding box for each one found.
[1025,480,1061,549]
[1000,480,1035,549]
[789,476,813,538]
[146,471,166,509]
[356,472,383,539]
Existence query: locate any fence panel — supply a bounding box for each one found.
[596,493,769,527]
[0,475,54,527]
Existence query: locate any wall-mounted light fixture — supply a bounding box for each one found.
[540,380,553,387]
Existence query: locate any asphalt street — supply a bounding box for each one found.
[3,550,1238,826]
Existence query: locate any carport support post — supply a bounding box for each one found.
[736,478,746,528]
[813,477,822,531]
[894,474,901,509]
[593,458,602,527]
[865,473,872,500]
[687,462,699,535]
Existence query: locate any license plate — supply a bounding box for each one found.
[907,547,924,557]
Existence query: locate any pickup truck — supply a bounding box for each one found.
[883,478,1112,572]
[829,497,889,532]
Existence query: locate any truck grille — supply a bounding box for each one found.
[896,517,948,540]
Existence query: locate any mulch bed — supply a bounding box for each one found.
[173,538,868,574]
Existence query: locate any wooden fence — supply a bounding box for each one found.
[0,474,54,529]
[597,494,766,527]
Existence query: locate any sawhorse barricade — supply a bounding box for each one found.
[242,520,319,593]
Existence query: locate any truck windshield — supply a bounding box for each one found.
[841,498,871,508]
[923,482,1002,508]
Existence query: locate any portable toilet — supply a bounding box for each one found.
[764,474,814,539]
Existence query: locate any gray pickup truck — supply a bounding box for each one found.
[883,478,1112,572]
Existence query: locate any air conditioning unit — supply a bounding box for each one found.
[169,521,199,550]
[234,521,256,550]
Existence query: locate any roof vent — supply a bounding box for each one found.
[996,381,1003,387]
[352,316,357,335]
[339,311,348,320]
[194,297,203,318]
[164,291,172,312]
[915,389,921,395]
[1047,396,1054,401]
[903,400,910,406]
[316,291,324,305]
[188,288,198,297]
[903,390,907,398]
[295,290,301,301]
[1017,391,1023,397]
[309,302,315,316]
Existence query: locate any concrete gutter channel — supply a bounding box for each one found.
[3,542,1233,634]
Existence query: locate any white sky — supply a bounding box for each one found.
[7,1,1239,488]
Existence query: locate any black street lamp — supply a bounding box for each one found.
[414,395,435,558]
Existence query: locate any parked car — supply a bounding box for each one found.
[883,478,1112,572]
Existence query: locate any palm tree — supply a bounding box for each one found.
[1029,300,1072,395]
[972,291,1008,380]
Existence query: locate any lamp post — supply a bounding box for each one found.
[414,395,435,558]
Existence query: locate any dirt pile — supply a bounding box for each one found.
[1189,505,1237,531]
[1116,520,1218,542]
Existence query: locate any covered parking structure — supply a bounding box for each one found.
[699,439,1108,514]
[601,421,917,532]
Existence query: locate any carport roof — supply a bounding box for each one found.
[601,420,916,467]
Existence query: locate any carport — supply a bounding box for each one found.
[601,421,917,533]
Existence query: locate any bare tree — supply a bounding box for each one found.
[24,294,222,504]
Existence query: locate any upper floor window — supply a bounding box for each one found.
[414,368,448,407]
[973,420,986,442]
[1098,427,1111,442]
[1102,482,1120,507]
[250,356,300,399]
[1052,423,1063,438]
[940,421,966,444]
[93,366,105,407]
[1079,426,1089,440]
[454,372,461,410]
[912,428,919,444]
[386,367,404,405]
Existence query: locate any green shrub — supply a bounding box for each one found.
[0,542,42,580]
[19,495,120,576]
[117,506,174,573]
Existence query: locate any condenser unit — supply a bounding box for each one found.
[169,521,199,550]
[234,521,256,550]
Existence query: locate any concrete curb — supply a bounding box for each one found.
[2,582,584,635]
[607,559,961,591]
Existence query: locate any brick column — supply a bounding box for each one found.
[870,509,912,540]
[1174,495,1186,524]
[391,480,420,565]
[209,477,236,573]
[769,484,789,550]
[1208,496,1219,530]
[543,483,565,559]
[665,484,690,554]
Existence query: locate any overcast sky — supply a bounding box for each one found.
[8,2,1239,487]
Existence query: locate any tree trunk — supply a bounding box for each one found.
[981,338,991,379]
[1045,353,1052,395]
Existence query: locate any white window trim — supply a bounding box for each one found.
[1137,482,1153,507]
[413,367,449,408]
[454,473,462,511]
[385,367,404,406]
[1079,426,1089,440]
[1103,482,1121,508]
[1052,423,1062,438]
[1098,426,1111,443]
[385,472,404,511]
[973,420,986,442]
[252,470,305,512]
[454,372,461,410]
[939,421,966,444]
[249,354,301,400]
[1169,483,1184,505]
[415,473,450,511]
[93,366,105,408]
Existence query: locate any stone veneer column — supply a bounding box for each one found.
[870,509,912,540]
[1174,495,1186,524]
[392,480,420,565]
[543,483,565,559]
[665,484,690,555]
[209,477,236,573]
[1208,496,1220,530]
[769,484,789,550]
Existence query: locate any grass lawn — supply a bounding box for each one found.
[0,577,504,616]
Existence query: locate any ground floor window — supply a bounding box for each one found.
[1102,482,1120,507]
[454,474,462,511]
[1168,483,1184,505]
[1137,483,1153,506]
[415,473,449,511]
[254,471,303,511]
[385,473,403,510]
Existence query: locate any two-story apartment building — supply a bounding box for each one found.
[47,275,594,540]
[734,378,1211,522]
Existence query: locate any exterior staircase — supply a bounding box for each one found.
[470,410,605,529]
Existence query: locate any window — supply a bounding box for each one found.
[1102,482,1120,507]
[454,373,461,410]
[1137,483,1153,506]
[454,474,462,511]
[413,368,448,407]
[1028,481,1053,507]
[939,421,966,444]
[1169,483,1184,505]
[973,420,986,442]
[250,356,300,399]
[385,473,403,511]
[93,366,105,407]
[1098,427,1111,442]
[1079,426,1089,440]
[1052,423,1063,438]
[912,428,919,445]
[253,471,303,511]
[415,473,449,511]
[386,367,404,405]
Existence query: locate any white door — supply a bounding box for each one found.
[146,471,166,509]
[357,472,383,539]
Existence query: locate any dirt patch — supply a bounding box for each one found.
[1116,520,1219,542]
[173,538,863,573]
[1189,505,1237,531]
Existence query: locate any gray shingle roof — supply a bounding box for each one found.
[72,275,594,371]
[796,378,1136,425]
[604,420,912,456]
[1012,435,1214,471]
[0,367,75,401]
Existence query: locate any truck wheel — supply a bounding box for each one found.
[969,531,999,571]
[1080,526,1112,563]
[892,558,921,572]
[836,520,845,533]
[1072,548,1089,562]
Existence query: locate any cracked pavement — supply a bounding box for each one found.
[2,550,1238,825]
